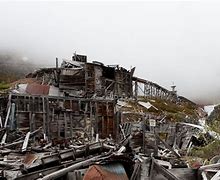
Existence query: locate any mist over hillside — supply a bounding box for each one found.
[0,52,39,83]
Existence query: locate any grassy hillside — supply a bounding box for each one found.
[119,97,201,123]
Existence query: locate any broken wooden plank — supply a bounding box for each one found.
[155,133,181,158]
[37,153,110,180]
[22,132,31,152]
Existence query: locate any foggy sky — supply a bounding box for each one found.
[0,1,220,104]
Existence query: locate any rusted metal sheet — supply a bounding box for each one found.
[84,163,129,180]
[26,84,50,95]
[23,153,38,165]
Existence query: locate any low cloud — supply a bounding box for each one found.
[0,1,220,104]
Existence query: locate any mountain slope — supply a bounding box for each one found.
[0,53,38,91]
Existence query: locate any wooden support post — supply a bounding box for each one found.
[46,97,50,139]
[134,81,138,99]
[30,112,33,132]
[142,116,146,154]
[70,112,73,141]
[64,112,67,139]
[89,102,93,140]
[58,121,61,139]
[37,97,40,112]
[102,112,105,138]
[42,97,46,135]
[150,86,153,97]
[95,102,98,136]
[106,102,109,137]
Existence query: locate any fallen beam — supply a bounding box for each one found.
[37,153,109,180]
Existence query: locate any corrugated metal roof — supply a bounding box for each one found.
[26,83,50,95]
[83,163,129,180]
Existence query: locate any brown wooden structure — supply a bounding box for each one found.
[8,93,117,141]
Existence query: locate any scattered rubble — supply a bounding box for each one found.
[0,53,219,179]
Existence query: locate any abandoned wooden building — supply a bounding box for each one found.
[25,54,134,99]
[0,54,196,143]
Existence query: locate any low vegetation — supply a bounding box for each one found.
[138,97,199,122]
[0,82,10,91]
[191,140,220,160]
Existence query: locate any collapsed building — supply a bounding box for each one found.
[9,54,135,142]
[0,53,214,180]
[26,54,133,98]
[9,53,193,142]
